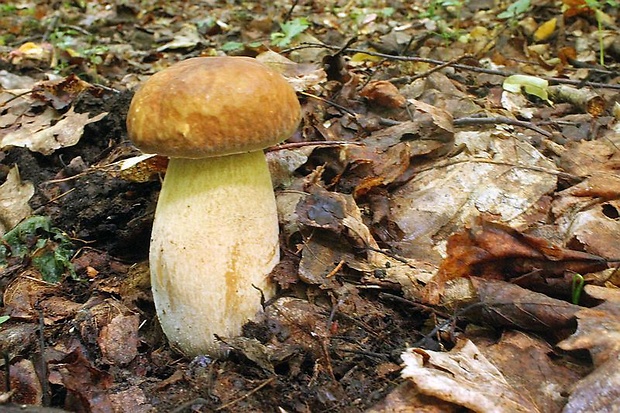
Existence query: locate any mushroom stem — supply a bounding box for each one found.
[149,150,279,357]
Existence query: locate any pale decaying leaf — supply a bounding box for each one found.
[367,381,461,413]
[557,286,620,413]
[401,340,540,413]
[476,331,579,413]
[558,285,620,366]
[390,129,558,261]
[550,137,620,259]
[0,166,34,236]
[561,357,620,413]
[1,107,108,155]
[267,147,313,188]
[156,23,204,51]
[256,50,326,92]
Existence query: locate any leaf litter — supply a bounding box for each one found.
[0,0,619,411]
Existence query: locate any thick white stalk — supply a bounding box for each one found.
[149,151,279,357]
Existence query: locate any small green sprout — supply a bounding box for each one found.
[571,273,585,305]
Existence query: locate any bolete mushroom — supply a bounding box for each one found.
[126,57,300,357]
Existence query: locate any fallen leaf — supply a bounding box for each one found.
[108,386,153,413]
[119,154,168,183]
[368,381,460,412]
[0,323,38,360]
[533,17,557,42]
[560,355,620,413]
[475,331,580,413]
[1,107,108,155]
[8,42,53,66]
[0,166,34,236]
[503,74,550,103]
[389,129,557,261]
[53,346,114,412]
[472,278,580,332]
[3,272,81,324]
[558,285,620,366]
[422,218,608,303]
[156,23,204,51]
[256,50,326,92]
[4,359,42,405]
[360,80,406,109]
[401,339,540,412]
[31,74,103,111]
[97,313,140,366]
[218,337,276,373]
[552,173,620,259]
[265,297,329,358]
[557,286,620,413]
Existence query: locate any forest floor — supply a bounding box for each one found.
[1,0,620,412]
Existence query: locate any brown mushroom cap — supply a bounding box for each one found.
[126,56,301,158]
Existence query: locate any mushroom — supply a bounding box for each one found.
[126,57,300,357]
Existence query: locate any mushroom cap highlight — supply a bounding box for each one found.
[126,56,301,158]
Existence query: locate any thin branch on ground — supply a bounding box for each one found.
[453,116,553,138]
[293,43,620,90]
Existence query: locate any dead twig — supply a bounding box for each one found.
[299,91,358,116]
[267,140,363,152]
[453,115,553,138]
[417,158,580,181]
[36,308,51,406]
[215,377,275,411]
[294,43,620,90]
[397,54,474,83]
[170,397,209,413]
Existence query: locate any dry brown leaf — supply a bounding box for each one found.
[401,339,540,413]
[31,74,103,110]
[339,103,454,197]
[3,273,81,324]
[560,355,620,413]
[558,285,620,366]
[473,278,580,332]
[559,139,620,177]
[552,173,620,259]
[265,297,329,358]
[423,218,608,304]
[52,346,115,412]
[108,386,153,413]
[4,359,42,405]
[0,324,38,360]
[390,129,557,261]
[298,233,353,288]
[97,313,140,366]
[367,381,461,413]
[156,23,204,51]
[360,80,406,109]
[557,286,620,412]
[475,331,580,413]
[119,154,168,183]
